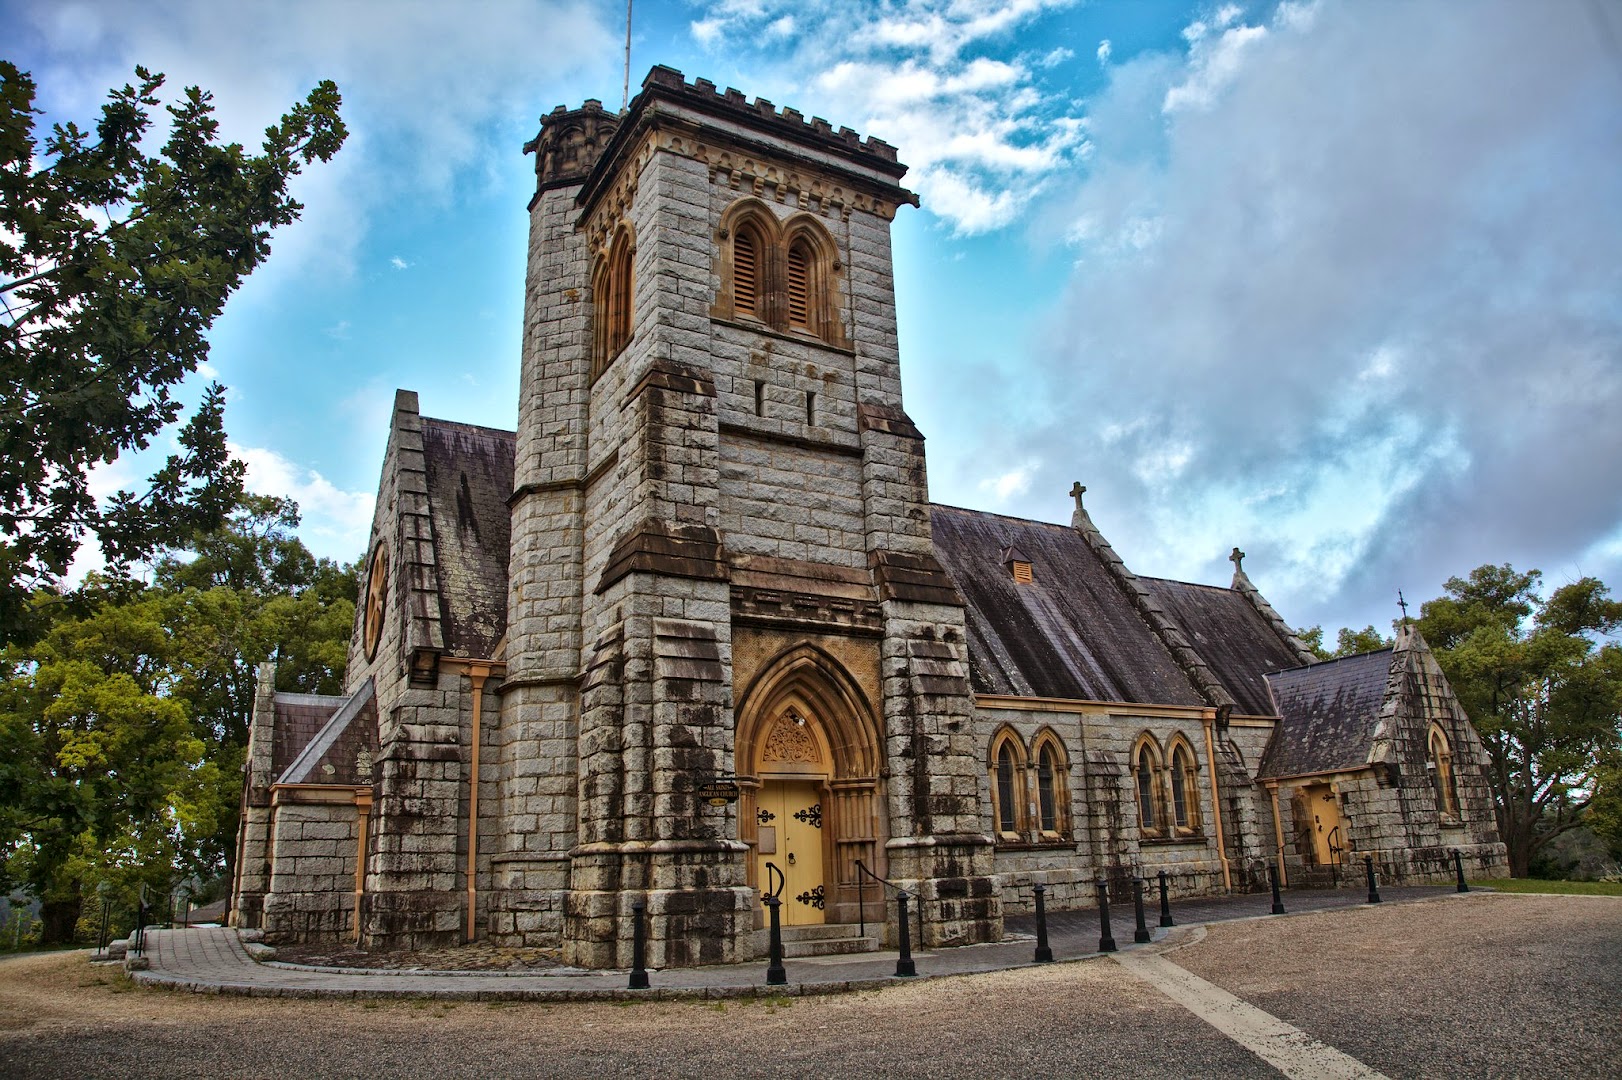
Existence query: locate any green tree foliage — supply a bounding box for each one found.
[0,498,355,942]
[0,62,346,644]
[1298,623,1394,661]
[1417,565,1622,877]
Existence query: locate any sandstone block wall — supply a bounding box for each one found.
[263,803,360,943]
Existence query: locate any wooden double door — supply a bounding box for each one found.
[754,779,826,926]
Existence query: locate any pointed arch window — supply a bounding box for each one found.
[715,200,847,347]
[989,729,1028,842]
[733,228,761,318]
[1428,724,1459,819]
[1168,740,1201,834]
[591,227,635,381]
[786,237,812,329]
[1031,730,1071,841]
[1134,735,1164,838]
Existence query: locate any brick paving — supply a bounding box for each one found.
[128,883,1463,1001]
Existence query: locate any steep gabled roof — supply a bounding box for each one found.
[929,505,1205,704]
[270,692,346,778]
[419,417,515,658]
[1140,578,1306,715]
[278,679,378,786]
[1259,649,1394,778]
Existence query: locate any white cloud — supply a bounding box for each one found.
[1004,0,1622,632]
[1164,21,1269,113]
[979,461,1039,503]
[389,256,410,270]
[688,1,1088,235]
[13,1,618,288]
[231,442,374,562]
[1096,40,1112,65]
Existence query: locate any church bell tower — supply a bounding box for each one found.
[500,67,1000,968]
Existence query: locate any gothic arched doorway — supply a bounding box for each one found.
[735,644,884,928]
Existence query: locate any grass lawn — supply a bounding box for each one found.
[1471,878,1622,896]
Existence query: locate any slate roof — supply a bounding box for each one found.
[419,417,515,657]
[1259,649,1395,778]
[278,679,378,786]
[1140,578,1306,716]
[928,505,1206,705]
[270,693,346,777]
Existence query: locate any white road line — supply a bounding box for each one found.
[1114,951,1389,1080]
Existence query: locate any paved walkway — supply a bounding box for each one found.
[125,884,1462,1002]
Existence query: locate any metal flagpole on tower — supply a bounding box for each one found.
[623,0,633,110]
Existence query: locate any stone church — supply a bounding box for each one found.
[230,67,1507,968]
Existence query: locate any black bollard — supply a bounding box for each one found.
[1095,879,1117,953]
[895,891,918,977]
[1269,861,1286,914]
[1157,869,1175,928]
[1033,884,1054,963]
[1364,855,1382,904]
[1132,877,1152,943]
[628,901,650,990]
[764,895,787,986]
[1452,849,1470,893]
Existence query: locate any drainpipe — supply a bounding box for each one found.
[353,790,372,945]
[465,664,492,943]
[1202,711,1232,890]
[1266,781,1288,887]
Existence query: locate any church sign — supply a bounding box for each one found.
[696,779,740,806]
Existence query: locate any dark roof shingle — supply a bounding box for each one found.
[420,417,515,657]
[1259,649,1395,778]
[929,505,1204,705]
[1140,578,1305,715]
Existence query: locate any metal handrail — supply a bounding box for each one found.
[764,860,786,900]
[853,859,923,951]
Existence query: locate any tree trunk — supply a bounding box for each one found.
[39,896,83,945]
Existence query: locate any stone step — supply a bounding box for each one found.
[751,924,882,959]
[777,923,863,942]
[782,934,879,958]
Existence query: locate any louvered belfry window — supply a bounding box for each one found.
[786,240,811,328]
[733,230,760,317]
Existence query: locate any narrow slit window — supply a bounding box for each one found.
[806,390,816,426]
[754,380,765,416]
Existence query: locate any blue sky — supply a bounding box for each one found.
[8,0,1621,639]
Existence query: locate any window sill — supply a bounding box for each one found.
[1141,834,1207,847]
[710,314,856,356]
[995,838,1075,852]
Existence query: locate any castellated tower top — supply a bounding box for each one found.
[523,65,916,210]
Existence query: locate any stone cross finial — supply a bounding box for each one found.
[1229,547,1245,572]
[1071,482,1086,512]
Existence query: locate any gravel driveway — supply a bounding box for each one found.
[1,891,1615,1079]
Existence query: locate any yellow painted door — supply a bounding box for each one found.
[755,780,826,926]
[1305,784,1344,866]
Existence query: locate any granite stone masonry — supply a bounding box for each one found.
[230,66,1505,968]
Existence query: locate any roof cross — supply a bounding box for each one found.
[1397,589,1409,623]
[1229,547,1245,572]
[1070,482,1086,513]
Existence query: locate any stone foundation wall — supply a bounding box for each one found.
[263,802,360,943]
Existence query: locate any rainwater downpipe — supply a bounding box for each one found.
[1202,710,1233,890]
